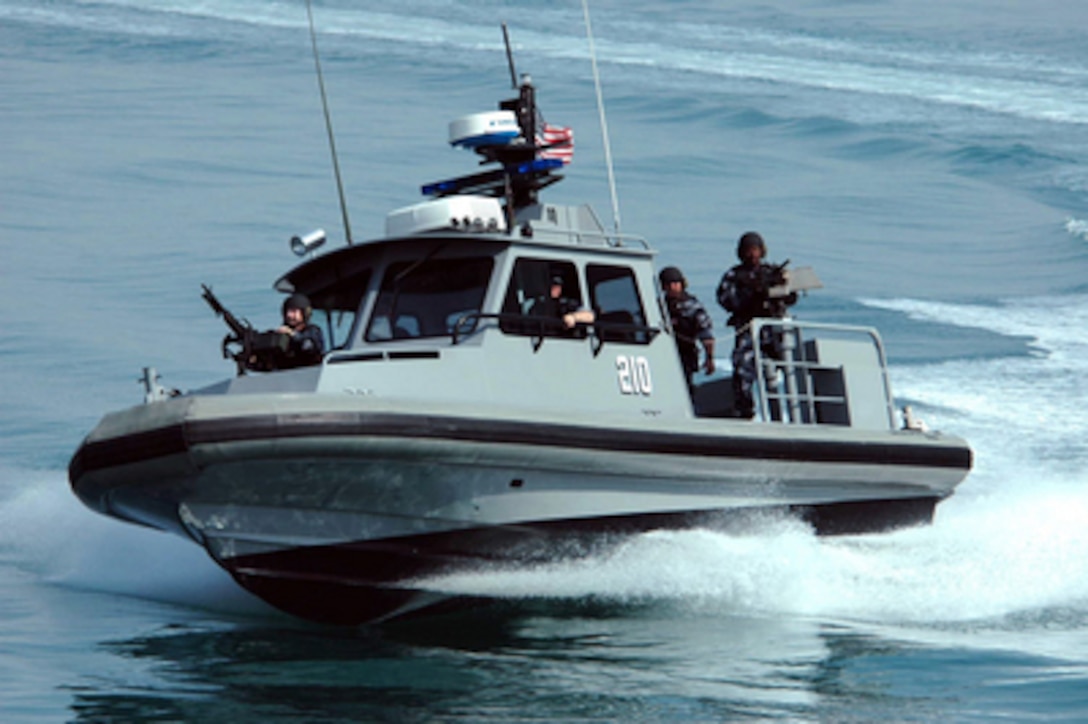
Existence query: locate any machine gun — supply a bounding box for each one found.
[727,260,824,328]
[734,260,786,297]
[766,260,822,299]
[201,284,288,375]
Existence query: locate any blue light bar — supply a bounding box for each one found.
[420,157,563,197]
[421,179,461,196]
[516,158,563,174]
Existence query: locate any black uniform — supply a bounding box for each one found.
[278,292,325,369]
[665,291,714,384]
[285,324,325,366]
[528,294,584,335]
[717,260,796,417]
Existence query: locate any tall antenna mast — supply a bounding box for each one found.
[305,0,354,245]
[581,0,621,236]
[501,23,518,89]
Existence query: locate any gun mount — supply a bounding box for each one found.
[201,284,289,375]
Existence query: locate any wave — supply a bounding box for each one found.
[857,295,1087,506]
[863,296,1086,504]
[860,294,1088,357]
[1067,217,1088,241]
[413,484,1088,631]
[6,0,1088,126]
[947,142,1071,171]
[0,465,271,617]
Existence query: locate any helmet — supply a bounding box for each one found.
[282,292,312,320]
[658,266,685,287]
[736,231,766,260]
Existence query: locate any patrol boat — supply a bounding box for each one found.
[68,69,972,625]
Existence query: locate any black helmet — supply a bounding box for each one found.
[658,266,685,287]
[736,231,766,260]
[282,292,312,320]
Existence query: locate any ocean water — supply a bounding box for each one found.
[2,0,1087,720]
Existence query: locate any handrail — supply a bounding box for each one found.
[738,318,896,428]
[522,225,652,250]
[451,311,659,348]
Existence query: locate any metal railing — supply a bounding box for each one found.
[451,311,660,351]
[746,318,896,428]
[523,225,652,250]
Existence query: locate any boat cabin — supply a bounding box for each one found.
[203,192,897,433]
[204,77,900,433]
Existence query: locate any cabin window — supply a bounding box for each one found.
[310,269,371,350]
[500,258,586,338]
[365,256,493,342]
[587,264,649,344]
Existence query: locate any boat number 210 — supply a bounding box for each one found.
[616,355,653,396]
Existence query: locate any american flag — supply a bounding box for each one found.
[536,123,574,165]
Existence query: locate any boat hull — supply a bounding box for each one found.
[69,394,971,624]
[218,496,939,624]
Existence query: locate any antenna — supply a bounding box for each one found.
[581,0,621,237]
[501,23,518,89]
[305,0,354,245]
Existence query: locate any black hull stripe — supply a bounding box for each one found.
[71,410,972,482]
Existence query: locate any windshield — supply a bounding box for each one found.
[365,255,495,342]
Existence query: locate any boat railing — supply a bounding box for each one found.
[525,225,652,250]
[451,311,660,349]
[746,318,897,430]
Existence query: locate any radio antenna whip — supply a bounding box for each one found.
[305,0,354,245]
[581,0,621,236]
[501,23,518,89]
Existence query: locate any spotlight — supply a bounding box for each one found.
[290,229,326,257]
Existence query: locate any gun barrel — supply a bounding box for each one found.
[201,284,225,314]
[200,284,249,338]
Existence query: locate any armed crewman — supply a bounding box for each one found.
[659,266,715,391]
[202,285,325,373]
[276,293,325,368]
[716,231,797,418]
